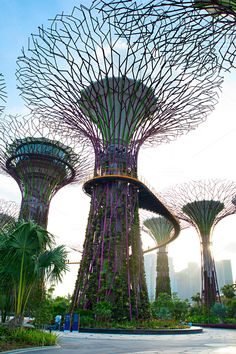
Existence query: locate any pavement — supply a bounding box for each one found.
[2,327,236,354]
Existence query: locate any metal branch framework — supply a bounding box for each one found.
[0,199,19,231]
[162,179,236,308]
[15,4,222,320]
[0,114,93,228]
[98,0,236,71]
[0,74,7,116]
[143,216,173,298]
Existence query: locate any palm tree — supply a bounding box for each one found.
[0,220,68,326]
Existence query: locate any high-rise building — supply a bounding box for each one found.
[216,260,233,292]
[172,263,201,301]
[144,253,156,302]
[169,257,178,293]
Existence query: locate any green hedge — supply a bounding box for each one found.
[0,326,57,352]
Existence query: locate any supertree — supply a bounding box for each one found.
[162,179,236,309]
[0,199,19,231]
[0,114,92,229]
[98,0,236,71]
[16,5,221,320]
[0,74,7,116]
[143,216,173,298]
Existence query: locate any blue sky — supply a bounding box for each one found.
[0,0,92,111]
[0,0,236,295]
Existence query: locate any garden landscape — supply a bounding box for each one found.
[0,0,236,352]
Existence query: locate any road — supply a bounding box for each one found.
[4,328,236,354]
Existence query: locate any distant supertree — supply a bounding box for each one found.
[98,0,236,71]
[16,5,221,320]
[0,74,7,116]
[143,216,173,298]
[162,179,236,308]
[0,114,92,229]
[0,199,19,231]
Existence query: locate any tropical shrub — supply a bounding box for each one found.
[0,220,68,326]
[0,325,57,352]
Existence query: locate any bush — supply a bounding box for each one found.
[187,314,220,324]
[0,325,57,351]
[9,328,57,346]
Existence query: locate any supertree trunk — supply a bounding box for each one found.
[200,237,220,309]
[182,200,223,308]
[156,245,171,299]
[16,158,68,229]
[72,180,149,320]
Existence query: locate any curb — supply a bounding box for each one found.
[193,323,236,329]
[1,345,60,353]
[75,326,203,335]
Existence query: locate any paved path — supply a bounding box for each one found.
[4,328,236,354]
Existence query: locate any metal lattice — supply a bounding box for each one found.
[16,5,222,153]
[0,74,7,116]
[98,0,236,71]
[0,199,19,231]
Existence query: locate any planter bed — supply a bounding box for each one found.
[78,327,203,335]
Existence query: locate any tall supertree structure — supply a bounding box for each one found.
[0,114,92,229]
[0,74,6,116]
[0,199,19,231]
[162,179,236,309]
[143,216,173,298]
[99,0,236,71]
[16,5,221,320]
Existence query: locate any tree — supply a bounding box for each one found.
[0,220,68,326]
[211,303,227,323]
[221,284,236,300]
[191,292,202,307]
[151,292,189,321]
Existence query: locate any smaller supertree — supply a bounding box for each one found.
[0,114,93,228]
[143,216,173,298]
[162,179,236,309]
[0,199,19,231]
[0,74,6,116]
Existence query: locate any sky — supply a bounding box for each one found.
[0,0,236,296]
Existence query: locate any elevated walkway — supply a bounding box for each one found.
[83,174,180,251]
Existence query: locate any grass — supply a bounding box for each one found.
[0,326,57,352]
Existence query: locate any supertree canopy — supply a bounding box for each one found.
[162,179,236,308]
[0,199,19,232]
[0,114,92,229]
[15,4,221,320]
[0,74,7,116]
[98,0,236,71]
[143,216,173,298]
